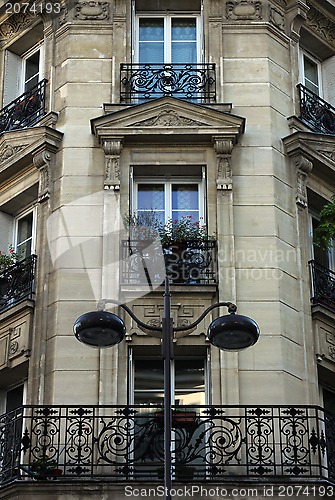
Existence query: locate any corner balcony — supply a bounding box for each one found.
[0,405,334,485]
[121,240,217,286]
[298,84,335,135]
[120,63,216,104]
[309,260,335,314]
[0,80,47,134]
[0,255,36,313]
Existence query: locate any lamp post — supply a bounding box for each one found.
[73,277,260,498]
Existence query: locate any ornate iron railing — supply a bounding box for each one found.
[0,405,334,484]
[0,255,36,312]
[309,260,335,313]
[0,80,47,134]
[121,239,217,286]
[120,64,216,103]
[298,84,335,135]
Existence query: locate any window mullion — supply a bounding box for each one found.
[165,17,171,63]
[166,182,172,221]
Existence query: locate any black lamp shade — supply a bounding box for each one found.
[207,314,260,351]
[73,311,126,348]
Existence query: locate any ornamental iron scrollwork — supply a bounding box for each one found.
[121,240,217,286]
[0,80,47,134]
[0,405,334,483]
[309,260,335,313]
[120,64,216,103]
[0,255,36,313]
[298,84,335,135]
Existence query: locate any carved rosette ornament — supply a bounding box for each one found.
[214,138,234,190]
[102,139,123,190]
[74,1,110,21]
[33,150,52,203]
[294,156,313,208]
[226,0,262,21]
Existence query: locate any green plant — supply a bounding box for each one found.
[0,246,22,272]
[124,212,216,247]
[314,195,335,250]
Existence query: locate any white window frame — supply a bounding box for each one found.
[13,206,37,257]
[299,50,323,96]
[22,44,44,93]
[133,178,205,223]
[3,43,44,105]
[135,14,202,64]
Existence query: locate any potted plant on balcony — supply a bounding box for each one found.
[0,246,22,273]
[30,454,62,480]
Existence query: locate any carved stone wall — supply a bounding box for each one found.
[0,309,33,371]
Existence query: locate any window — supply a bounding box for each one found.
[14,209,36,259]
[300,52,321,96]
[3,45,43,106]
[310,213,335,271]
[134,179,204,225]
[130,356,206,406]
[0,207,36,260]
[136,15,201,64]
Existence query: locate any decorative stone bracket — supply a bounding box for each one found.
[33,149,52,203]
[214,137,234,190]
[102,139,123,190]
[294,155,313,208]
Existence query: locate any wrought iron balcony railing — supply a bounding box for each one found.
[0,404,334,485]
[309,260,335,313]
[0,255,36,313]
[0,80,47,134]
[298,84,335,135]
[120,63,216,103]
[121,239,217,286]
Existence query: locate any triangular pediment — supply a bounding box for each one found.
[91,97,245,143]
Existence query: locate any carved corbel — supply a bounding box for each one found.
[213,138,234,190]
[294,155,313,208]
[102,139,123,190]
[286,0,310,42]
[33,150,52,203]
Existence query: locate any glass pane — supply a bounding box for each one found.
[138,184,165,211]
[17,213,33,245]
[6,385,24,412]
[171,211,199,223]
[24,75,39,92]
[172,43,196,64]
[139,42,164,64]
[139,19,164,41]
[304,55,319,94]
[175,359,205,406]
[172,19,196,41]
[172,185,199,211]
[25,51,39,81]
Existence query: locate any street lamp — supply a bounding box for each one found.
[73,277,260,498]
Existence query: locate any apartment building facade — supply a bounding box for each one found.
[0,0,334,497]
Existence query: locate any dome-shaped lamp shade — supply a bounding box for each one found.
[207,314,260,351]
[73,311,126,348]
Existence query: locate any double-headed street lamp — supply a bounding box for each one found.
[73,277,260,498]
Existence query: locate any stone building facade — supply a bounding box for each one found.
[0,0,334,498]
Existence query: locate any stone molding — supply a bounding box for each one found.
[213,138,234,190]
[294,155,313,208]
[306,1,335,50]
[102,138,123,190]
[33,150,52,202]
[74,1,110,21]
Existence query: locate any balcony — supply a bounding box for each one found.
[0,80,47,134]
[120,64,216,104]
[309,260,335,314]
[297,84,335,135]
[0,404,334,485]
[121,240,217,286]
[0,255,36,313]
